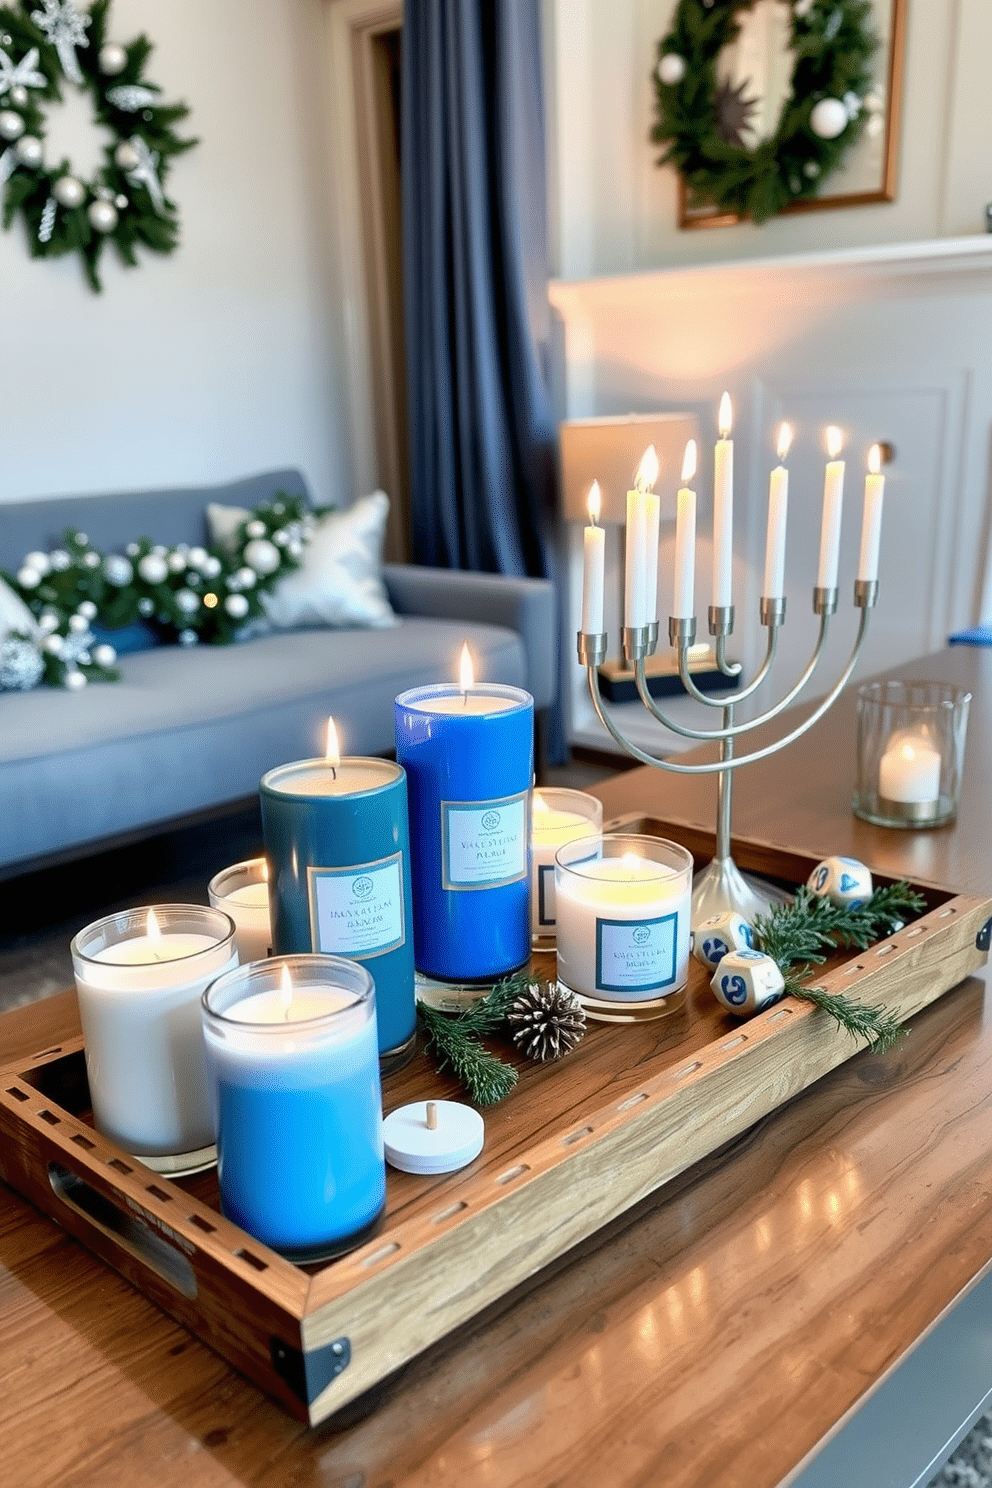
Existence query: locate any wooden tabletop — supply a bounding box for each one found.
[3,647,992,1488]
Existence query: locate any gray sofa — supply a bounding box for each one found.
[0,469,557,876]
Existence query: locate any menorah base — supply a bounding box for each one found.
[691,855,777,927]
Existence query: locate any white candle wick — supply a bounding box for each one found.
[718,392,732,440]
[588,480,601,525]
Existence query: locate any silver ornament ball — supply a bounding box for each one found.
[810,97,848,140]
[92,643,117,667]
[167,551,188,573]
[114,140,139,171]
[16,566,41,589]
[657,53,687,86]
[49,549,71,570]
[77,600,98,620]
[243,538,281,576]
[137,553,169,585]
[23,550,50,575]
[68,613,89,634]
[176,589,200,614]
[64,670,88,691]
[245,520,267,540]
[187,546,208,568]
[99,42,127,75]
[14,134,43,167]
[44,635,64,656]
[10,84,27,107]
[137,597,155,616]
[178,628,198,646]
[0,109,25,142]
[88,199,119,234]
[224,593,250,619]
[103,554,133,586]
[235,566,256,589]
[53,175,86,209]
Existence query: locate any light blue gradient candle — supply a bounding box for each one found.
[201,956,385,1261]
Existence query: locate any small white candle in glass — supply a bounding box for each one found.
[208,858,271,963]
[878,729,941,807]
[71,904,237,1172]
[555,835,692,1021]
[530,788,603,946]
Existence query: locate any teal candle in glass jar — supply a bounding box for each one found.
[260,721,415,1072]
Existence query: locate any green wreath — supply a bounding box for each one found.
[652,0,878,224]
[0,0,196,290]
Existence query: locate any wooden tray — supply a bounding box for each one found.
[1,819,990,1426]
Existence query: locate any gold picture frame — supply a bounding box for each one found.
[678,0,907,230]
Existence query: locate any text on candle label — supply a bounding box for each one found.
[307,853,406,957]
[441,794,528,890]
[595,913,680,994]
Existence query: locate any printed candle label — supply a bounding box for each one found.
[538,864,555,926]
[441,793,528,891]
[307,853,406,958]
[595,912,679,995]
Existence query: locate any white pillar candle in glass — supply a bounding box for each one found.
[817,426,845,590]
[530,788,603,945]
[712,393,734,609]
[71,905,237,1172]
[672,440,697,620]
[763,423,791,600]
[858,443,886,583]
[581,481,606,635]
[208,858,271,963]
[555,835,692,1020]
[878,729,941,805]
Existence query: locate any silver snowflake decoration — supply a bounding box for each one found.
[0,45,46,98]
[123,134,165,214]
[0,637,44,690]
[106,84,159,112]
[30,0,90,86]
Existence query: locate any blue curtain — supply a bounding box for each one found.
[402,0,565,761]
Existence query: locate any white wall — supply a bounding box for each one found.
[0,0,351,509]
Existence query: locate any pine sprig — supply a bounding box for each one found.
[416,1000,519,1107]
[754,880,926,1052]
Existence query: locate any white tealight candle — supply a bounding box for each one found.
[879,729,941,805]
[817,426,845,591]
[581,481,606,636]
[209,859,272,964]
[530,788,603,941]
[712,393,734,609]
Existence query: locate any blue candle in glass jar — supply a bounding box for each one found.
[395,662,533,982]
[260,722,416,1073]
[201,955,385,1261]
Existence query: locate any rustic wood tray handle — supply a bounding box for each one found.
[47,1160,198,1300]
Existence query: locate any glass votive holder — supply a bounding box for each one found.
[201,954,386,1262]
[70,904,237,1174]
[530,787,604,948]
[854,679,971,829]
[555,834,693,1021]
[208,858,271,964]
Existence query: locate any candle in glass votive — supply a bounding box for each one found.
[555,835,692,1020]
[530,788,603,945]
[201,957,385,1260]
[817,426,845,591]
[395,644,533,983]
[260,716,416,1072]
[71,904,237,1170]
[208,858,271,963]
[878,729,941,806]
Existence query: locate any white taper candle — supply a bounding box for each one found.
[858,444,885,582]
[673,440,697,620]
[763,423,791,600]
[712,393,733,608]
[817,425,845,590]
[581,481,605,635]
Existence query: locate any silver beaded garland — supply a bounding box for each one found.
[0,638,44,691]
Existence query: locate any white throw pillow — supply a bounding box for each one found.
[206,491,396,630]
[0,575,39,641]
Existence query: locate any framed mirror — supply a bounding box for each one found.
[671,0,907,229]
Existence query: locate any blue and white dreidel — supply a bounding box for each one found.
[691,912,756,973]
[711,949,786,1017]
[807,856,873,908]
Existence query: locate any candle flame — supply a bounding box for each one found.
[324,716,340,768]
[621,852,643,870]
[868,443,882,475]
[718,392,733,438]
[636,445,659,492]
[826,425,843,459]
[533,791,549,815]
[587,480,601,524]
[146,907,161,942]
[777,423,793,461]
[680,440,697,484]
[261,859,269,883]
[459,642,474,693]
[280,964,293,1018]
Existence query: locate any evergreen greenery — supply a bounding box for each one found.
[651,0,877,224]
[0,0,196,289]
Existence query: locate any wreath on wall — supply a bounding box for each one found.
[651,0,878,224]
[0,0,196,289]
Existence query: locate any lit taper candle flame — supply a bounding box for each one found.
[681,440,697,484]
[635,445,659,493]
[587,480,601,524]
[718,392,733,439]
[146,907,161,942]
[826,425,843,459]
[777,422,793,461]
[459,642,474,701]
[325,716,340,779]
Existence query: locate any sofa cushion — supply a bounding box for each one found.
[0,618,527,869]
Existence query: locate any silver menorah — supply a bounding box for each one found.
[577,581,878,924]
